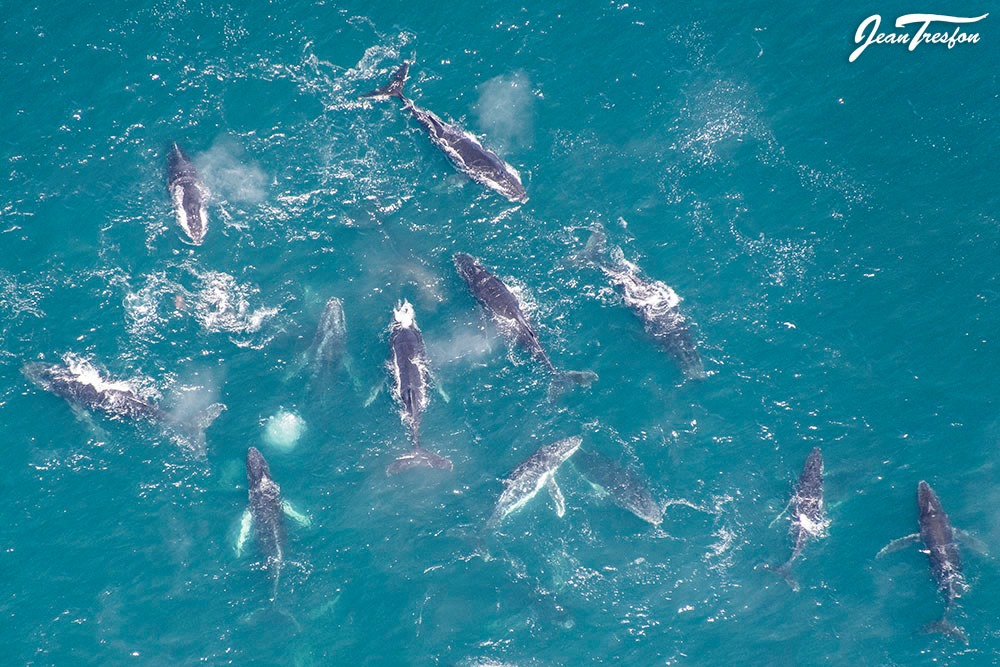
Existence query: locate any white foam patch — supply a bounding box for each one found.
[670,79,780,167]
[475,70,535,152]
[193,271,279,338]
[263,410,306,452]
[123,271,186,343]
[617,267,682,312]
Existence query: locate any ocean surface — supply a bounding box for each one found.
[2,1,998,664]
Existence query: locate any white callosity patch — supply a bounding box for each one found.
[62,352,135,394]
[795,507,829,538]
[606,255,682,318]
[392,299,416,329]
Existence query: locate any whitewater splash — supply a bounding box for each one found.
[124,268,280,349]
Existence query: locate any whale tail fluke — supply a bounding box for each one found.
[762,562,800,593]
[361,62,410,100]
[386,446,454,476]
[547,370,599,400]
[922,617,969,644]
[166,402,226,455]
[572,225,610,269]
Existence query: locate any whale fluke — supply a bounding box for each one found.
[547,370,599,400]
[361,62,410,100]
[762,561,800,593]
[922,617,968,645]
[386,446,454,476]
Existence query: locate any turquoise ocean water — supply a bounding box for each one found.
[2,1,999,664]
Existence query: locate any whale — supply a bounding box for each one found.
[877,481,977,643]
[303,296,358,386]
[168,142,209,245]
[580,227,705,379]
[309,297,347,372]
[489,436,582,527]
[573,449,663,526]
[765,447,825,592]
[362,62,528,203]
[23,354,166,422]
[23,353,224,452]
[384,300,453,475]
[454,252,597,395]
[236,447,311,599]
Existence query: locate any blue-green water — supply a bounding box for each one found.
[2,1,998,664]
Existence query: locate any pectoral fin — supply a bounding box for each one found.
[768,496,794,529]
[363,380,385,408]
[434,377,450,403]
[282,500,312,527]
[954,529,989,557]
[585,478,610,500]
[876,533,920,558]
[547,478,566,518]
[343,354,364,394]
[235,509,252,557]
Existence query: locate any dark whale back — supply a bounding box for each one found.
[917,481,963,603]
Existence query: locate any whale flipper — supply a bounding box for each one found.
[235,508,252,557]
[363,380,385,408]
[547,478,566,518]
[282,501,312,528]
[491,437,582,526]
[954,529,989,557]
[876,533,920,558]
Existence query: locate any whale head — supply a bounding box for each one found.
[22,361,58,391]
[802,447,823,480]
[918,480,943,519]
[246,446,273,489]
[453,252,481,285]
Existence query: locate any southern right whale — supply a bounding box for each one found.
[24,353,166,422]
[237,447,311,599]
[361,62,528,203]
[167,142,209,245]
[297,296,358,389]
[489,436,582,527]
[23,353,224,452]
[454,252,597,395]
[765,447,826,592]
[580,226,705,379]
[384,300,453,475]
[877,481,980,643]
[309,297,348,372]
